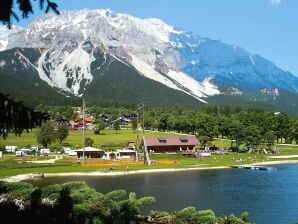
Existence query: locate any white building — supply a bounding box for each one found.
[103,148,138,161]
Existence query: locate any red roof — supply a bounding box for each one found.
[143,136,199,147]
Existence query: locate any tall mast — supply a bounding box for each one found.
[82,99,85,163]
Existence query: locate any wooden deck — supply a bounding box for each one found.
[80,159,177,167]
[81,160,142,167]
[230,165,277,171]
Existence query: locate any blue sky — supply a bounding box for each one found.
[14,0,298,75]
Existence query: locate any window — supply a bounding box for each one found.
[158,138,167,143]
[180,138,188,143]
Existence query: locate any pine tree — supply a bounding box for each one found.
[113,121,120,133]
[0,93,48,139]
[36,120,56,148]
[56,125,69,145]
[0,0,59,28]
[131,118,137,132]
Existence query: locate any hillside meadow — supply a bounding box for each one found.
[0,129,187,149]
[1,129,298,179]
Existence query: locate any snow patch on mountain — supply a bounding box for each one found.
[260,88,279,100]
[0,60,6,68]
[95,9,181,43]
[224,87,243,96]
[130,55,178,90]
[201,78,221,95]
[167,70,219,100]
[249,55,255,65]
[129,54,219,101]
[37,46,95,95]
[16,49,37,69]
[0,25,21,51]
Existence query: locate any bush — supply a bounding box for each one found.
[174,207,217,224]
[1,182,34,194]
[0,181,251,224]
[42,184,63,199]
[50,142,61,152]
[85,138,94,147]
[0,145,5,152]
[62,181,89,191]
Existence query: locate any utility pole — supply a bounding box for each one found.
[137,103,146,164]
[137,103,145,136]
[82,99,85,164]
[142,106,145,136]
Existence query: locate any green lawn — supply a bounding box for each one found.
[0,129,188,148]
[1,130,298,179]
[1,150,297,179]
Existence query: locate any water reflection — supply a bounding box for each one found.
[28,165,298,224]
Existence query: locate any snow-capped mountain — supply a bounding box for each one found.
[170,32,298,93]
[0,25,21,51]
[0,9,219,101]
[1,9,298,112]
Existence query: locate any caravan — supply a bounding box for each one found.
[19,148,31,155]
[16,151,25,157]
[40,148,51,156]
[5,146,18,153]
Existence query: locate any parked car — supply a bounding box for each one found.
[16,151,25,157]
[5,146,18,153]
[19,148,31,155]
[63,147,72,154]
[40,148,51,155]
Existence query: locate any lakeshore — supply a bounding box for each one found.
[8,161,298,224]
[2,159,298,183]
[2,129,298,183]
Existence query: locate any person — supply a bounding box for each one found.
[110,163,116,170]
[126,166,129,172]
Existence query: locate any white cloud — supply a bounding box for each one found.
[270,0,282,5]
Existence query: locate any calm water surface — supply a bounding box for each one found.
[28,164,298,224]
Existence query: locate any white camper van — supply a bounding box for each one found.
[40,148,51,155]
[16,151,25,157]
[19,148,31,155]
[5,146,17,153]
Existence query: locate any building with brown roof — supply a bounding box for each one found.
[143,136,199,153]
[76,147,105,159]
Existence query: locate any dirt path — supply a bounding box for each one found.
[26,156,62,164]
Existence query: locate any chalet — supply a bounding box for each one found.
[118,116,130,122]
[100,114,110,122]
[70,123,85,130]
[76,117,94,124]
[56,118,71,127]
[143,136,199,153]
[103,148,138,161]
[79,111,93,119]
[123,113,138,121]
[117,148,138,161]
[108,118,128,129]
[72,117,95,130]
[76,147,105,159]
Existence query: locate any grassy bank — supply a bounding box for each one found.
[1,130,298,179]
[0,129,187,148]
[1,152,298,179]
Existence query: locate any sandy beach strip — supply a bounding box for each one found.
[1,166,230,182]
[251,160,298,166]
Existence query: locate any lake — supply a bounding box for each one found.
[27,164,298,224]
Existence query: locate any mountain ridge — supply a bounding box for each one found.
[1,9,298,114]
